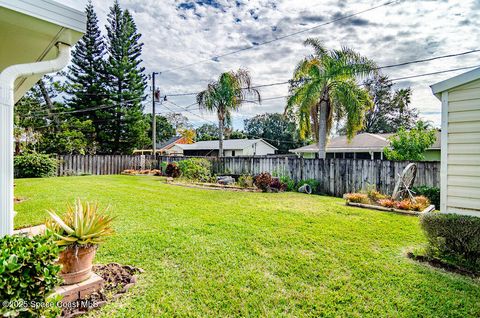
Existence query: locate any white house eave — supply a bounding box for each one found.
[431,67,480,99]
[0,0,86,33]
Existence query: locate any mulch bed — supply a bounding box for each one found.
[407,252,479,278]
[169,181,260,192]
[61,263,143,318]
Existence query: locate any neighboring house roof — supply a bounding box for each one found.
[176,139,278,151]
[431,67,480,98]
[289,132,441,153]
[156,136,191,150]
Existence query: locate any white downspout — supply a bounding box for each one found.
[0,43,71,237]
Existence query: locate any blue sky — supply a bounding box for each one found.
[60,0,480,130]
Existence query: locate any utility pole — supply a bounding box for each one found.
[152,72,159,156]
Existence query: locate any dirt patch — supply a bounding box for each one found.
[61,263,143,318]
[14,197,26,203]
[407,252,479,278]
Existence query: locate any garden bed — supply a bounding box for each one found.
[61,263,143,318]
[168,180,260,192]
[346,202,435,215]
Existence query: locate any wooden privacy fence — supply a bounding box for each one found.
[57,155,157,176]
[57,155,440,197]
[215,157,440,197]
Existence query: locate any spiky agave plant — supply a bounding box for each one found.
[46,199,114,247]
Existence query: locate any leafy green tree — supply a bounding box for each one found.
[196,124,245,141]
[38,118,95,155]
[66,0,107,144]
[14,78,95,155]
[286,38,376,159]
[383,121,436,161]
[342,75,419,134]
[103,0,147,154]
[143,114,175,145]
[165,113,192,133]
[196,124,218,141]
[196,69,260,157]
[244,113,303,153]
[225,129,246,140]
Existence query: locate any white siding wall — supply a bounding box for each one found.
[242,141,276,156]
[445,79,480,216]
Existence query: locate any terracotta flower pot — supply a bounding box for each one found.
[58,245,97,285]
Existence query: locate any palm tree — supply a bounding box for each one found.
[286,38,377,159]
[197,69,261,157]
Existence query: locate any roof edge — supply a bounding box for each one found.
[431,67,480,98]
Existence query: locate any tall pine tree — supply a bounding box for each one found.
[103,1,148,154]
[66,0,107,152]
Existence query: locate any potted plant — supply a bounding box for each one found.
[46,199,114,285]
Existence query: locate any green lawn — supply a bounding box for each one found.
[14,175,480,317]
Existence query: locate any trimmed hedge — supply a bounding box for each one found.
[420,213,480,271]
[14,153,57,178]
[0,234,62,317]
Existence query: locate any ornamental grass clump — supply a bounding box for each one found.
[46,200,114,247]
[46,199,115,284]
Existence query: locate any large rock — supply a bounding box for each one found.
[217,176,235,185]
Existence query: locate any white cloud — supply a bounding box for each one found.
[59,0,480,130]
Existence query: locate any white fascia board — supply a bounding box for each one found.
[431,67,480,99]
[0,0,86,33]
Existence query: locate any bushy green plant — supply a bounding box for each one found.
[0,234,62,317]
[413,186,440,209]
[178,158,212,181]
[280,176,296,192]
[14,152,57,178]
[297,179,320,193]
[383,121,436,161]
[420,213,480,271]
[46,199,115,247]
[238,175,254,188]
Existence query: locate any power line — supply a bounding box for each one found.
[27,95,151,118]
[159,0,400,74]
[389,64,479,81]
[162,49,480,98]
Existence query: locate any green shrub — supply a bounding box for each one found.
[420,213,480,271]
[14,153,57,178]
[178,158,211,181]
[0,234,62,317]
[413,186,440,209]
[280,176,296,192]
[238,175,254,188]
[297,179,320,193]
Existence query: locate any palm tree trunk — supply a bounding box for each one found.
[218,120,224,157]
[318,99,328,159]
[218,115,224,158]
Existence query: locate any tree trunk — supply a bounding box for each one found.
[38,79,60,130]
[218,116,224,158]
[318,99,328,159]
